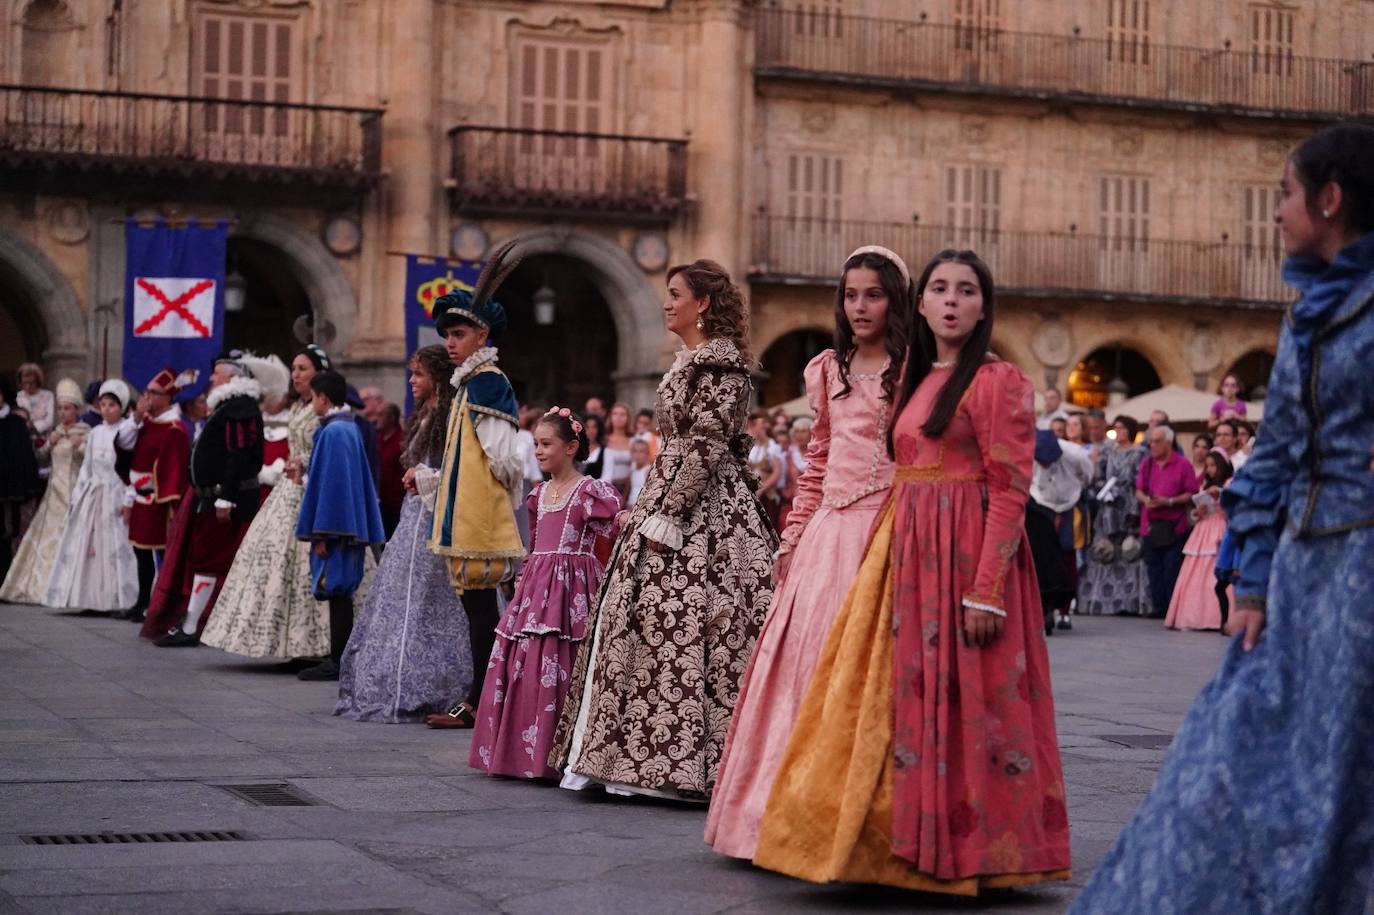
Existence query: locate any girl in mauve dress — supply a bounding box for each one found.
[470,408,621,780]
[1164,450,1233,632]
[753,249,1071,894]
[706,245,907,859]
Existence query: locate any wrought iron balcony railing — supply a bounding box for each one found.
[449,126,688,221]
[755,6,1374,121]
[0,85,383,186]
[750,215,1290,308]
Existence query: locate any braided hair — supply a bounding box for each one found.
[404,344,455,468]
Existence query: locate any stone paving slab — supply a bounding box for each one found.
[0,603,1227,914]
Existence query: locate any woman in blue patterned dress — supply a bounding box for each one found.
[1071,124,1374,915]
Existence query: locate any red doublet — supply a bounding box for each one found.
[127,417,191,549]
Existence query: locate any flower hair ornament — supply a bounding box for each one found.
[847,245,912,286]
[544,405,583,434]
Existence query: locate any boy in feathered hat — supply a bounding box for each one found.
[145,351,265,646]
[123,367,194,618]
[422,241,526,729]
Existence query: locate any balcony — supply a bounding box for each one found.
[0,85,383,187]
[750,215,1290,309]
[755,6,1374,121]
[448,126,688,223]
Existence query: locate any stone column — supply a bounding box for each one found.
[345,0,436,402]
[692,1,748,279]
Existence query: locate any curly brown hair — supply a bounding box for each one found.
[666,259,753,365]
[403,344,456,469]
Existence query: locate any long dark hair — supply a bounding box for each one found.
[833,251,910,402]
[1291,123,1374,235]
[404,344,455,468]
[887,249,996,457]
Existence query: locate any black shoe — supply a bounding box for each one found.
[297,660,340,681]
[154,627,200,647]
[122,606,146,622]
[1056,615,1073,631]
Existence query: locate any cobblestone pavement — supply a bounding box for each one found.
[0,604,1226,915]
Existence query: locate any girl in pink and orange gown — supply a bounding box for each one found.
[1164,450,1234,631]
[706,245,907,859]
[753,249,1071,894]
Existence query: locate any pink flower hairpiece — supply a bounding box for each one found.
[543,406,583,434]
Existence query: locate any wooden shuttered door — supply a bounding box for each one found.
[196,10,295,159]
[780,153,843,277]
[1241,184,1283,300]
[1250,6,1295,77]
[1106,0,1151,65]
[511,37,613,193]
[945,164,1001,247]
[1098,176,1151,290]
[952,0,1001,52]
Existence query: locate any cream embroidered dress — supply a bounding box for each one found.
[1,420,87,604]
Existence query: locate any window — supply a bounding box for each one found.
[785,153,844,222]
[1250,5,1295,77]
[195,10,296,137]
[1098,176,1150,250]
[1106,0,1150,65]
[793,1,843,38]
[1242,185,1281,260]
[20,0,76,87]
[512,37,612,145]
[952,0,1001,52]
[945,164,1001,244]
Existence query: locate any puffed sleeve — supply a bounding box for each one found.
[963,362,1036,616]
[639,354,751,550]
[777,350,833,557]
[1221,326,1302,612]
[584,478,625,538]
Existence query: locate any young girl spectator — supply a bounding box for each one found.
[1208,373,1247,430]
[580,413,605,481]
[335,345,474,722]
[44,380,139,612]
[1164,451,1234,631]
[707,245,904,859]
[627,438,651,506]
[470,408,621,779]
[1190,432,1214,482]
[747,409,784,529]
[16,363,54,439]
[598,402,635,500]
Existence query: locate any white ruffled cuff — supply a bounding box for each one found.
[638,513,684,551]
[962,597,1007,618]
[213,498,235,511]
[257,458,285,487]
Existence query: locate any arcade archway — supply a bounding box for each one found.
[0,225,86,383]
[497,253,619,411]
[223,237,311,363]
[1068,345,1162,409]
[760,328,831,407]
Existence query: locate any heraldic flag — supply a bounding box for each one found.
[123,218,227,401]
[403,254,480,411]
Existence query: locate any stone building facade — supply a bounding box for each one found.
[1,0,1370,410]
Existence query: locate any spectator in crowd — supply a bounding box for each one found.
[358,386,385,423]
[78,381,103,428]
[786,416,811,496]
[181,393,209,442]
[747,408,785,529]
[769,410,790,439]
[1190,432,1215,482]
[1148,409,1169,430]
[773,425,793,529]
[515,404,546,548]
[1213,419,1248,472]
[580,412,605,481]
[632,407,660,459]
[1136,424,1199,618]
[1208,373,1248,430]
[600,402,635,500]
[583,396,605,419]
[16,363,54,439]
[627,437,651,506]
[1234,419,1255,456]
[1064,414,1094,457]
[1079,414,1152,616]
[1164,450,1234,632]
[1029,427,1093,631]
[1037,386,1069,430]
[1050,416,1068,439]
[375,401,405,539]
[345,386,380,485]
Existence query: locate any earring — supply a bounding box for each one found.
[695,317,705,331]
[1321,209,1331,219]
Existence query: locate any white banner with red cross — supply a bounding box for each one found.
[132,277,217,338]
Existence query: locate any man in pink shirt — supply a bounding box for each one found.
[1135,424,1199,617]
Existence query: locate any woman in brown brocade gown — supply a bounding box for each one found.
[550,259,776,801]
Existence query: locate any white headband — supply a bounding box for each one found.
[846,245,912,286]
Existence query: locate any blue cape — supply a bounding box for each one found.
[296,413,386,598]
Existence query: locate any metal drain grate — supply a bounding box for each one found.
[215,782,317,807]
[21,831,245,845]
[1100,734,1173,749]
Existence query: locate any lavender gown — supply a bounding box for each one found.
[334,490,473,722]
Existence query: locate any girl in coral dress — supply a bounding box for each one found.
[706,245,907,859]
[1164,450,1233,632]
[470,408,622,779]
[753,249,1071,894]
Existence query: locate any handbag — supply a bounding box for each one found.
[1147,519,1177,549]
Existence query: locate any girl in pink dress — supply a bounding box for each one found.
[470,408,622,780]
[1164,450,1234,631]
[706,245,907,859]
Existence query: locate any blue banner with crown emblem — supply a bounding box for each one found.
[403,255,481,412]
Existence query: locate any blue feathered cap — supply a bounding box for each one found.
[432,288,507,337]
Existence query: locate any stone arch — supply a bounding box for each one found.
[0,223,86,380]
[1067,328,1190,391]
[231,213,358,354]
[759,326,831,406]
[15,0,79,85]
[495,227,664,408]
